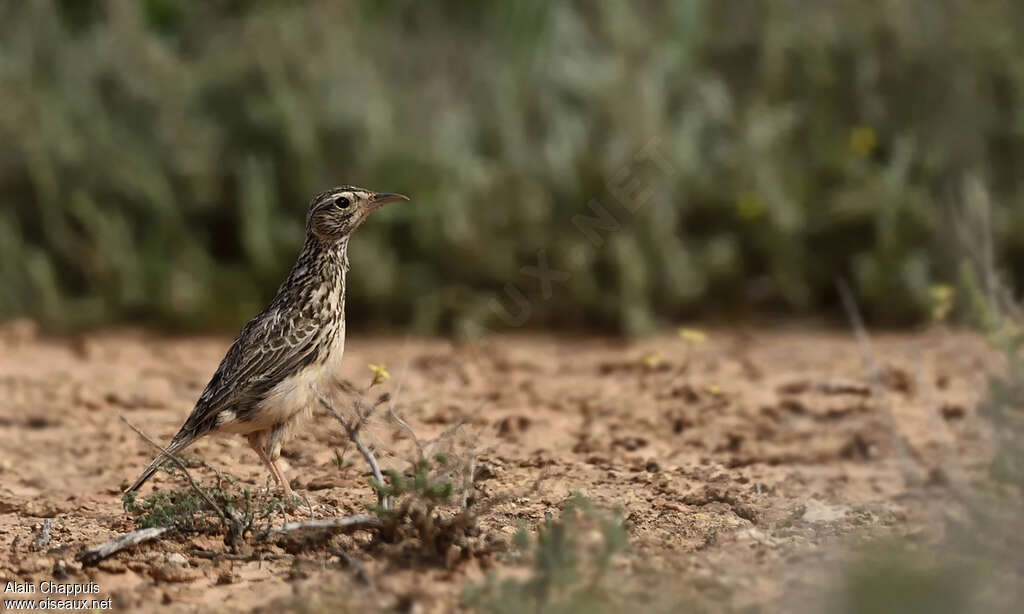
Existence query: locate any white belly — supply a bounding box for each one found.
[216,329,345,435]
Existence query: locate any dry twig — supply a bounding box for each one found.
[77,527,170,566]
[388,407,425,460]
[390,404,482,509]
[192,549,292,562]
[312,384,392,511]
[120,415,236,529]
[836,279,919,486]
[263,515,381,536]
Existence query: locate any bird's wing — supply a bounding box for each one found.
[178,308,322,437]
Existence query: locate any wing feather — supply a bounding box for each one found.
[178,308,322,436]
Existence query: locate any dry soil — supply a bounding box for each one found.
[0,323,997,612]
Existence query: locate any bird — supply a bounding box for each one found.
[126,186,409,498]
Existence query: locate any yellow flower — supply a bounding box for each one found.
[678,328,708,344]
[929,284,955,323]
[368,363,391,385]
[642,353,663,369]
[706,384,723,396]
[850,125,877,157]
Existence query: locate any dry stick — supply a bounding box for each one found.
[372,341,466,485]
[836,279,919,486]
[119,415,232,527]
[122,416,373,551]
[302,493,315,518]
[192,550,292,562]
[77,527,170,567]
[254,515,381,545]
[388,407,425,461]
[267,515,381,535]
[391,401,481,462]
[359,348,414,469]
[392,405,482,510]
[358,340,421,503]
[196,455,228,492]
[380,344,429,461]
[312,386,391,511]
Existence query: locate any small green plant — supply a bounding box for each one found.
[369,453,457,514]
[121,457,297,538]
[365,444,480,564]
[332,448,352,469]
[312,366,482,565]
[464,494,629,614]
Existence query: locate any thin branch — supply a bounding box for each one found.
[312,386,392,511]
[197,455,228,492]
[835,279,918,486]
[263,515,381,536]
[388,407,426,461]
[77,527,170,567]
[120,415,232,527]
[396,404,482,509]
[192,549,293,562]
[384,342,424,460]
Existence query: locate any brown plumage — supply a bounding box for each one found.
[126,186,409,497]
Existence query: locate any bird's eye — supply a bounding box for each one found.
[335,196,351,209]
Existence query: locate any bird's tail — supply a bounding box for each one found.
[124,434,196,494]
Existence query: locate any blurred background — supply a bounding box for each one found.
[1,0,1023,334]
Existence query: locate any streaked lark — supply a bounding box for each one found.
[126,186,408,498]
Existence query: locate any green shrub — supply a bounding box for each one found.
[464,494,633,614]
[2,1,1024,332]
[121,457,296,535]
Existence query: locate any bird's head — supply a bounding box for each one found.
[306,186,409,242]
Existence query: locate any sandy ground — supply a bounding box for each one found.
[0,322,997,612]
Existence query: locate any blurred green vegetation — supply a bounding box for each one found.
[465,494,633,614]
[2,0,1023,333]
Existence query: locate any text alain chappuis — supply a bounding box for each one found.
[4,580,112,610]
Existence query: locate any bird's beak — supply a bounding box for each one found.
[371,192,410,206]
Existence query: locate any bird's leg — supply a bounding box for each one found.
[266,424,294,499]
[269,460,293,499]
[246,432,287,493]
